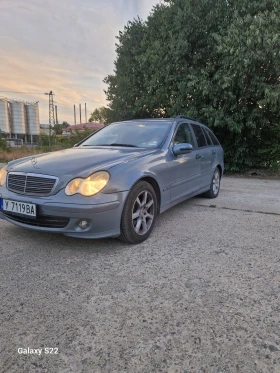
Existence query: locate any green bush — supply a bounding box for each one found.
[38,132,57,148]
[38,129,96,151]
[256,124,280,169]
[0,132,8,151]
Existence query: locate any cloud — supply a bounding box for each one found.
[0,0,158,123]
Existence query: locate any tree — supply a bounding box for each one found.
[53,121,70,135]
[0,130,8,151]
[201,0,280,171]
[88,107,113,124]
[104,0,280,171]
[104,17,149,122]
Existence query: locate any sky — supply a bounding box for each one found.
[0,0,159,124]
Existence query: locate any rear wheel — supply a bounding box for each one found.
[202,167,221,198]
[119,181,157,244]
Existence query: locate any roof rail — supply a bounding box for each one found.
[175,115,196,121]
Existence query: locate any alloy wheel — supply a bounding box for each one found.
[132,190,155,235]
[213,170,220,195]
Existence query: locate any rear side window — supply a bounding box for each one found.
[206,128,220,145]
[190,124,207,148]
[202,127,213,146]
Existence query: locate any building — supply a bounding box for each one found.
[62,122,104,136]
[40,124,55,135]
[0,97,40,145]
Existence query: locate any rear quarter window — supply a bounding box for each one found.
[206,128,220,146]
[202,127,213,146]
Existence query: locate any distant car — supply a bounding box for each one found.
[0,116,224,244]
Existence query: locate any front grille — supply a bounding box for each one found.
[7,173,58,196]
[2,212,69,228]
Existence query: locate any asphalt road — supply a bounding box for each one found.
[1,177,280,373]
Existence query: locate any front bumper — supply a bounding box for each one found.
[0,188,129,239]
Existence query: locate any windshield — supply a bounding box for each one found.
[80,121,172,148]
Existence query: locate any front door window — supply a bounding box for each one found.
[174,123,195,146]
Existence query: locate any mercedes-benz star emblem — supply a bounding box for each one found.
[31,157,37,166]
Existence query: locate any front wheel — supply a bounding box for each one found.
[202,167,221,199]
[119,181,157,244]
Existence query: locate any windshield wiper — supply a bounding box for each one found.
[82,143,138,147]
[81,144,111,147]
[108,143,139,148]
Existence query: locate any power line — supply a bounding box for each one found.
[55,102,74,109]
[0,90,100,103]
[58,95,99,104]
[1,90,94,124]
[0,91,46,95]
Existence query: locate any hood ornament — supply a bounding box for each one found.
[31,157,37,166]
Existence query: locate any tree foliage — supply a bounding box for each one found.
[104,0,280,171]
[53,121,70,135]
[38,128,96,150]
[88,107,112,124]
[0,130,8,151]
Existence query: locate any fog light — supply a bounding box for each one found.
[78,220,89,229]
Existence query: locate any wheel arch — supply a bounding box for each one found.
[129,176,161,215]
[118,175,161,243]
[216,164,223,178]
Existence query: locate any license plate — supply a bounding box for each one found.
[0,199,36,217]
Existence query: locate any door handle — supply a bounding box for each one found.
[212,150,216,155]
[196,154,202,160]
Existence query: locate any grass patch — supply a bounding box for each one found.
[0,128,97,162]
[0,146,64,162]
[226,167,280,180]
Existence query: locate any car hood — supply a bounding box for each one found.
[7,147,158,178]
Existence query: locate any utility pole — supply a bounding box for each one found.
[85,103,87,123]
[79,104,82,124]
[44,91,55,149]
[74,105,76,125]
[55,105,58,124]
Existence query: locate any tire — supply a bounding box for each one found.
[119,181,158,244]
[202,167,221,199]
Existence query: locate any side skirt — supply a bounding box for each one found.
[159,186,210,214]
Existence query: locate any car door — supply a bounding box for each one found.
[190,123,213,188]
[170,122,201,202]
[202,126,218,170]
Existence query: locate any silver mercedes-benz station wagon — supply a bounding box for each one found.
[0,116,224,244]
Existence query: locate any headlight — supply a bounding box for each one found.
[65,171,110,196]
[0,166,7,186]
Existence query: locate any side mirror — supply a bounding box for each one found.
[173,143,193,156]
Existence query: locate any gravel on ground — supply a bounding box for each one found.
[0,177,280,373]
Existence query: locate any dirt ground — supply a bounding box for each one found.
[1,176,280,372]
